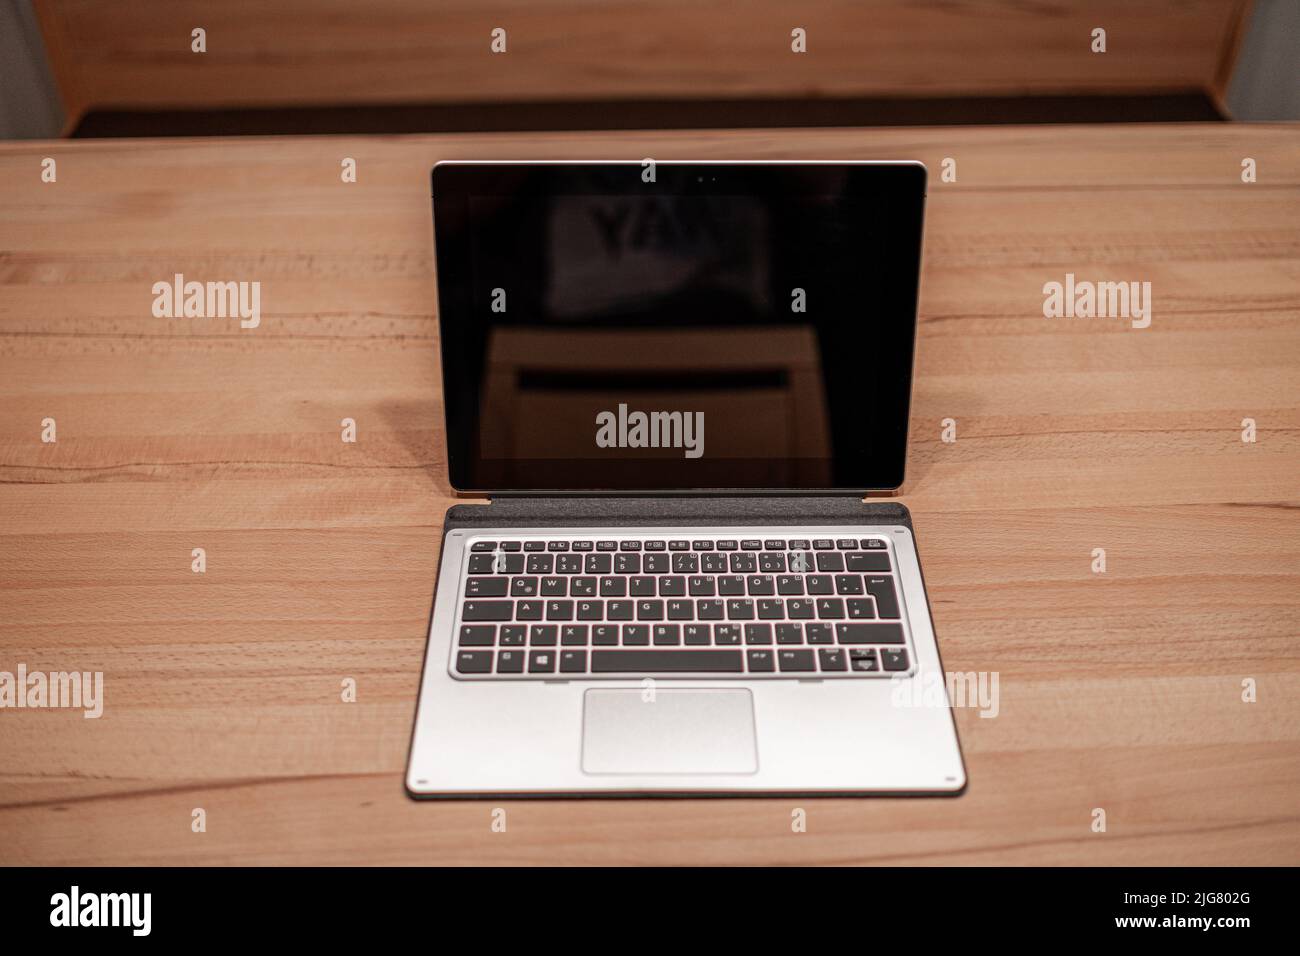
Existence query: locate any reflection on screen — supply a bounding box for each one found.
[436,163,923,489]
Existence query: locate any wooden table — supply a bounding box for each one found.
[1,125,1297,865]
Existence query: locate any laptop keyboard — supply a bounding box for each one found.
[450,533,913,680]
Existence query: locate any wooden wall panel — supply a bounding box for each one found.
[34,1,1252,126]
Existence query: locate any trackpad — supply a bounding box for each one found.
[582,688,758,775]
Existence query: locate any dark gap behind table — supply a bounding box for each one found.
[71,92,1225,137]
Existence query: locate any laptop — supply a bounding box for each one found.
[406,160,966,797]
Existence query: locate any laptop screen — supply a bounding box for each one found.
[432,162,925,492]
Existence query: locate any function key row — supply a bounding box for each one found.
[470,537,888,554]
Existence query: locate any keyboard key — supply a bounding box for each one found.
[813,539,835,550]
[672,553,699,574]
[636,600,664,621]
[577,600,603,621]
[457,650,492,673]
[529,625,557,646]
[524,541,546,552]
[592,625,619,646]
[882,648,909,671]
[688,575,716,596]
[805,575,833,595]
[510,576,539,597]
[459,625,496,646]
[729,553,757,573]
[571,541,593,552]
[629,576,656,596]
[667,600,693,620]
[726,599,755,620]
[570,577,597,597]
[470,542,497,552]
[592,650,743,673]
[599,576,627,597]
[620,540,642,551]
[468,554,509,574]
[787,551,814,574]
[645,540,667,551]
[668,540,690,551]
[747,649,775,672]
[776,575,805,595]
[759,553,786,573]
[526,554,554,574]
[817,647,847,671]
[615,553,640,574]
[786,598,815,619]
[643,553,670,574]
[850,649,878,672]
[775,623,803,644]
[556,554,583,574]
[546,541,569,552]
[764,539,787,550]
[701,553,727,573]
[546,600,574,621]
[864,538,887,550]
[596,540,618,552]
[528,650,557,673]
[846,599,876,619]
[718,575,746,595]
[713,624,741,645]
[467,577,509,598]
[607,600,634,620]
[836,623,905,644]
[622,624,650,646]
[497,650,525,673]
[865,577,901,619]
[815,598,846,619]
[778,649,815,672]
[846,552,892,572]
[500,625,526,646]
[462,600,512,621]
[684,624,711,645]
[744,623,773,645]
[585,553,612,574]
[835,574,864,595]
[746,575,775,595]
[653,624,681,645]
[805,623,834,644]
[540,577,567,597]
[789,539,810,550]
[836,538,858,550]
[696,599,725,620]
[757,599,784,619]
[561,625,588,646]
[716,539,738,550]
[659,576,686,596]
[560,650,588,673]
[692,540,714,551]
[741,539,763,550]
[816,552,846,572]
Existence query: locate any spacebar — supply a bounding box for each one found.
[591,650,744,673]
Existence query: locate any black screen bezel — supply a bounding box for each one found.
[431,161,926,495]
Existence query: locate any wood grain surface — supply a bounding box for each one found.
[0,124,1298,864]
[33,0,1250,124]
